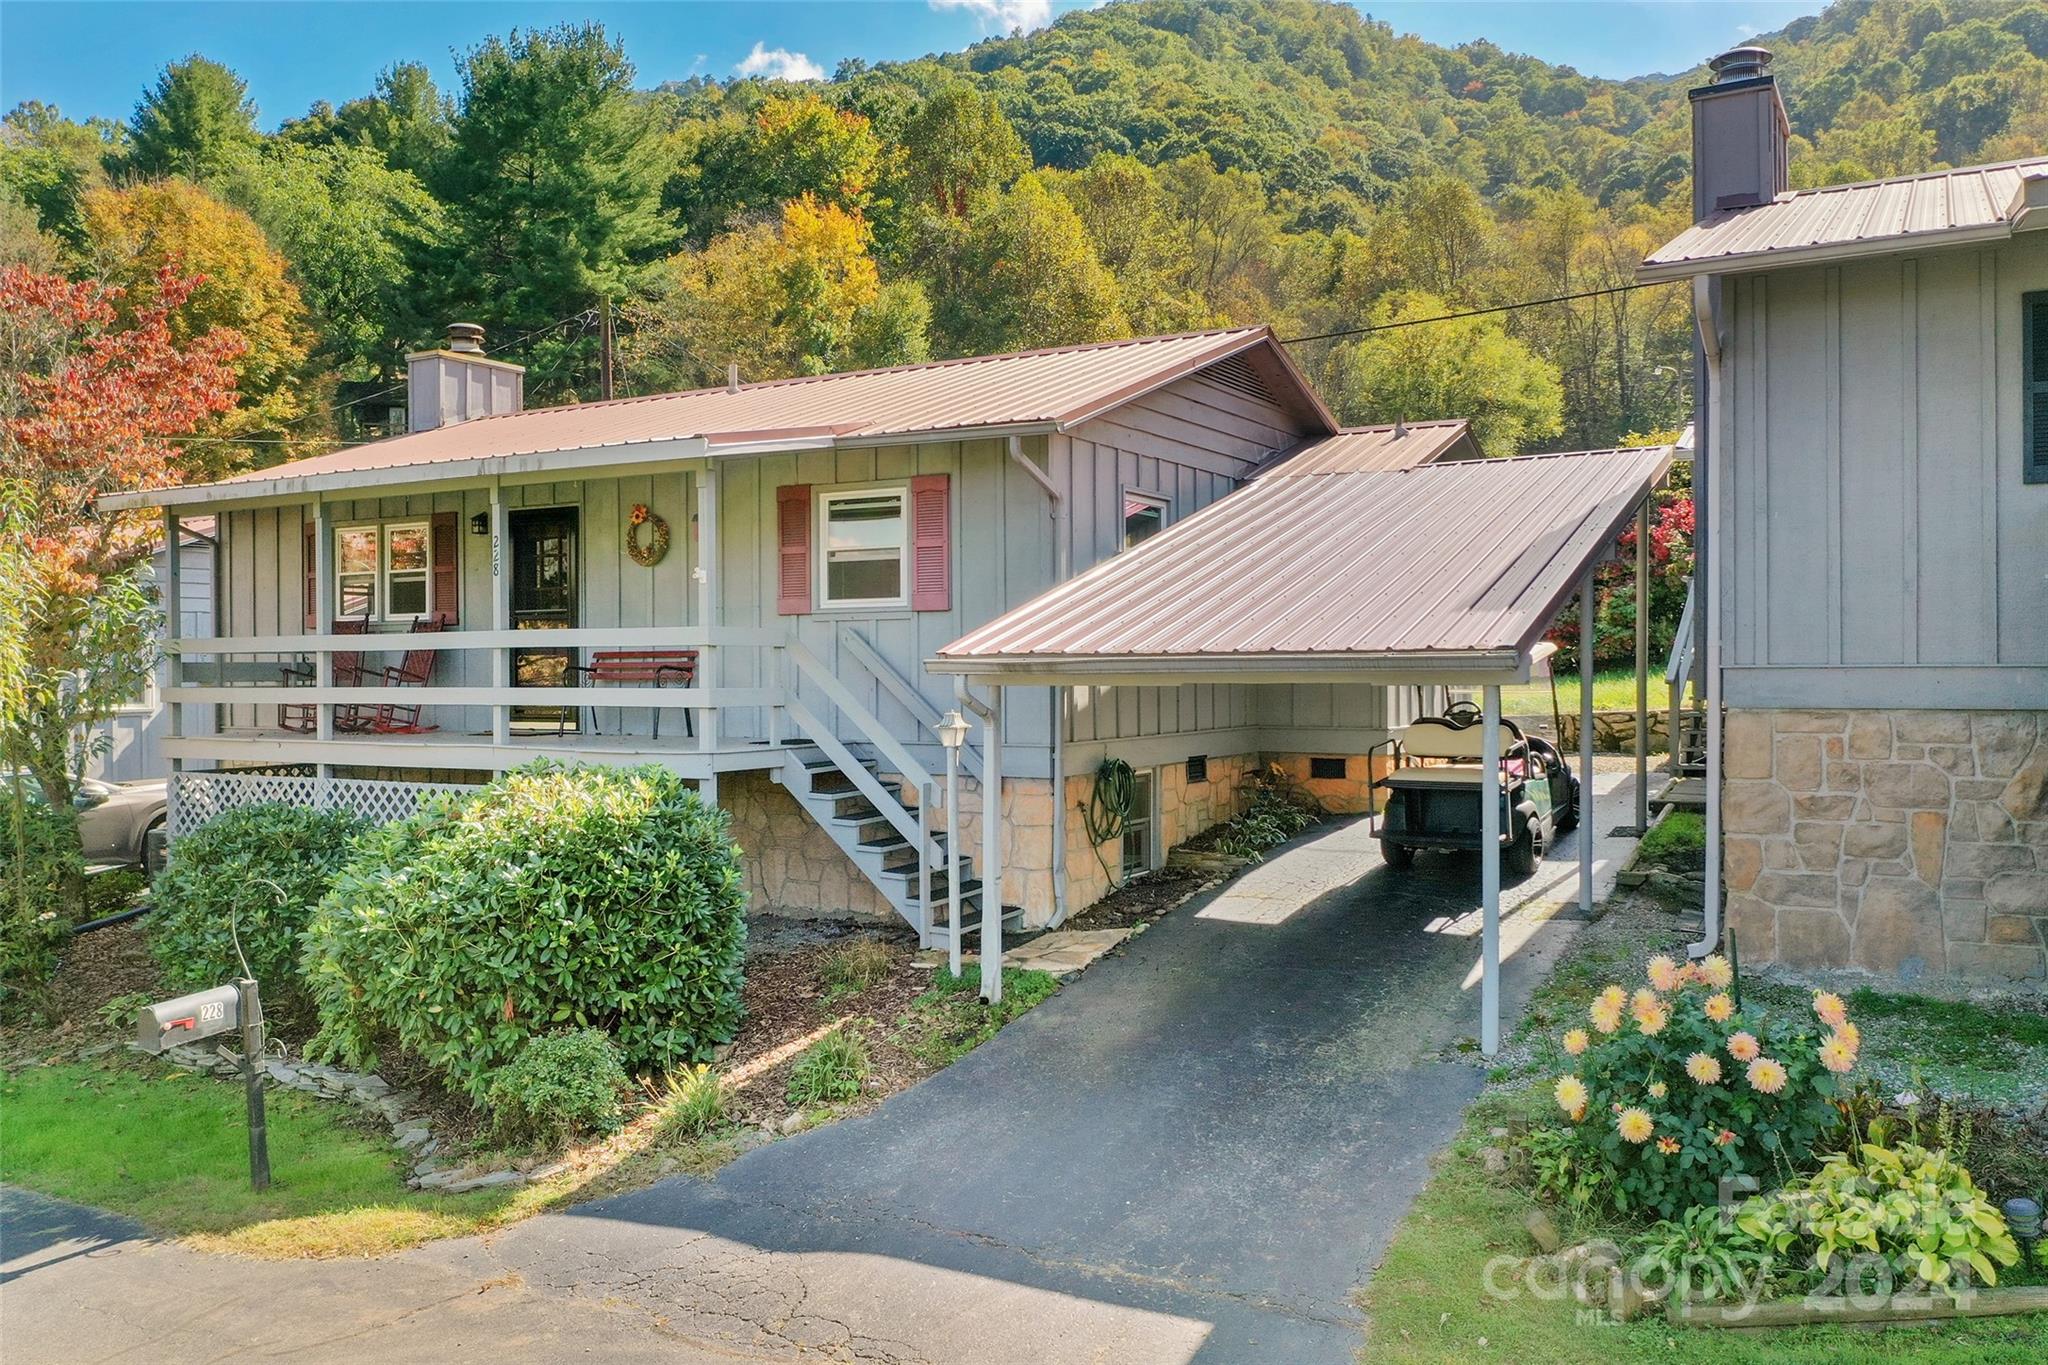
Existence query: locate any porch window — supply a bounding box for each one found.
[819,489,907,607]
[334,522,433,622]
[1122,491,1169,550]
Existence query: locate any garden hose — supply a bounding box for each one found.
[1080,758,1138,888]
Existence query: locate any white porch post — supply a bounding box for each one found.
[312,500,335,793]
[1635,497,1651,833]
[695,461,721,761]
[1580,567,1596,916]
[980,685,1004,1005]
[1481,683,1502,1056]
[490,480,510,751]
[163,507,184,833]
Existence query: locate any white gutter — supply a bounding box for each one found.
[1008,435,1072,928]
[1690,275,1726,961]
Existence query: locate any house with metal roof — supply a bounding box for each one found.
[1637,46,2048,984]
[109,324,1525,949]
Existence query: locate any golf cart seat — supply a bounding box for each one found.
[1390,716,1536,781]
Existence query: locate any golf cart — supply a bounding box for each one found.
[1371,701,1579,876]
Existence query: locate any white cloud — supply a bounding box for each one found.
[930,0,1056,34]
[735,42,825,82]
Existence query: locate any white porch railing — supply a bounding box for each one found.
[164,625,959,937]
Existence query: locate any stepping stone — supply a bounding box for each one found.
[1000,928,1133,975]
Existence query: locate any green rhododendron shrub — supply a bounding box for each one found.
[149,803,367,1028]
[303,763,746,1101]
[1537,954,1858,1220]
[485,1028,629,1146]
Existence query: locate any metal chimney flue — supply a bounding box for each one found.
[1688,44,1790,221]
[1708,45,1773,83]
[407,321,523,433]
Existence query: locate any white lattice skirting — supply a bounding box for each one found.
[169,772,475,838]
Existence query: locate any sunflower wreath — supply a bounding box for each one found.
[626,504,671,567]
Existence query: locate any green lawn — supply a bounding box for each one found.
[1360,899,2048,1362]
[1501,666,1652,715]
[0,1055,527,1257]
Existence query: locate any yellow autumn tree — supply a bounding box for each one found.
[80,178,311,461]
[628,193,928,389]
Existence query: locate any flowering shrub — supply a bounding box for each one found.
[1540,954,1859,1219]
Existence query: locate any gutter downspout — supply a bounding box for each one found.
[1689,276,1725,961]
[1008,435,1071,928]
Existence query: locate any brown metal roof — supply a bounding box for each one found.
[1641,157,2048,280]
[932,446,1672,680]
[134,326,1333,506]
[1256,420,1477,477]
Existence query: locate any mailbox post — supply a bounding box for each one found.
[137,978,269,1191]
[237,977,270,1191]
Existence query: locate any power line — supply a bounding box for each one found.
[1277,281,1677,346]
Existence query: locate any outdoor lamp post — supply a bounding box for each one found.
[934,709,971,979]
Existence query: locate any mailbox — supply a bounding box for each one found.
[136,984,242,1054]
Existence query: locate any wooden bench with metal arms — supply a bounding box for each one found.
[569,649,699,739]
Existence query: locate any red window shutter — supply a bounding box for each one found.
[909,474,951,612]
[430,511,459,625]
[303,518,317,629]
[776,484,812,615]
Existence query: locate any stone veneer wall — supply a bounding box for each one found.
[1722,709,2048,983]
[721,769,1061,928]
[1260,753,1397,815]
[1065,753,1259,913]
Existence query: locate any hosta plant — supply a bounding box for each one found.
[1733,1140,2020,1290]
[1539,954,1858,1219]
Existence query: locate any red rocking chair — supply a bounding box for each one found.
[279,616,371,733]
[366,614,447,734]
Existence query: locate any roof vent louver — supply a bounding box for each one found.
[1201,354,1276,405]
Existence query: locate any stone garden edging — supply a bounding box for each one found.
[150,1040,560,1194]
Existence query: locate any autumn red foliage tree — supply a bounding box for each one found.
[1,262,241,879]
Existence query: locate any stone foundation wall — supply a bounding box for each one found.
[1065,753,1260,914]
[721,769,1059,928]
[1521,709,1671,755]
[1261,752,1397,815]
[1722,709,2048,983]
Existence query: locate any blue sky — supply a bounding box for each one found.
[2,2,1826,128]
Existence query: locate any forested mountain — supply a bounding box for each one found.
[6,0,2045,469]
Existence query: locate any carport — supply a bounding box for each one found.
[929,443,1674,1053]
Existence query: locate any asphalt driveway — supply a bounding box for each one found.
[1,770,1637,1364]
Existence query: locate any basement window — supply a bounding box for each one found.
[1310,756,1348,781]
[1186,754,1209,784]
[1122,767,1156,878]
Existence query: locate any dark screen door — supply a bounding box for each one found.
[510,507,578,729]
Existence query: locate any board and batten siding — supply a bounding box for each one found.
[1722,239,2048,708]
[90,539,215,782]
[1055,368,1396,764]
[715,437,1061,777]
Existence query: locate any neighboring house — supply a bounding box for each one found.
[1642,47,2048,982]
[106,327,1481,944]
[87,518,216,785]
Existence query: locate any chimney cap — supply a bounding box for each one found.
[445,322,486,353]
[1708,45,1774,83]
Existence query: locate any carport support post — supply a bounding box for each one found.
[1580,567,1596,916]
[1481,684,1501,1057]
[1635,497,1650,833]
[981,686,1004,1005]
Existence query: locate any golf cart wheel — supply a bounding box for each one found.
[1555,777,1582,834]
[1382,842,1415,870]
[1505,818,1538,877]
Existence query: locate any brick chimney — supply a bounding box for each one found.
[1689,45,1790,221]
[406,322,525,433]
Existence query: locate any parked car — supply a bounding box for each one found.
[1372,704,1579,876]
[5,773,169,875]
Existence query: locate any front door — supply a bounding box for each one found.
[510,507,578,731]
